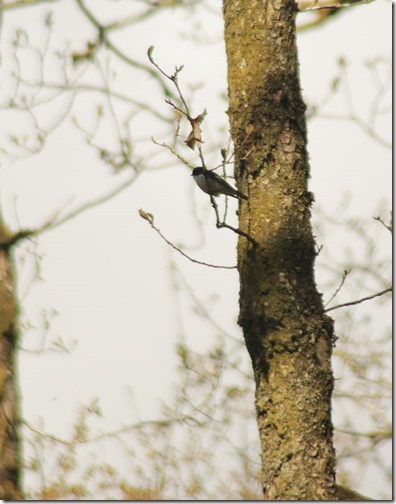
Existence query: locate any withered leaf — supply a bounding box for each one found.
[184,110,207,150]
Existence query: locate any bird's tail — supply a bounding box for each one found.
[236,190,248,201]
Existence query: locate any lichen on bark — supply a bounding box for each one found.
[223,0,337,499]
[0,222,23,500]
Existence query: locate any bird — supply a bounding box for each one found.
[191,167,248,200]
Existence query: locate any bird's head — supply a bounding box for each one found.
[191,167,204,176]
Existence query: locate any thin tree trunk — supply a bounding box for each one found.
[223,0,337,499]
[0,222,22,500]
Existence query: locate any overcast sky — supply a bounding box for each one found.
[0,0,391,498]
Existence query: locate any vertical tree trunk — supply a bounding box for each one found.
[223,0,337,499]
[0,223,22,500]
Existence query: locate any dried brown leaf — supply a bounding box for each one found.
[185,110,207,150]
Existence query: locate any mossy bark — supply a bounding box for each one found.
[0,222,22,500]
[223,0,337,499]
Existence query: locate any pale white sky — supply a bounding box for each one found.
[0,0,391,498]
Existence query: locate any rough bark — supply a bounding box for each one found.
[0,222,23,500]
[223,0,337,499]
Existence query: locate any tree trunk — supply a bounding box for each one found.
[223,0,337,499]
[0,222,23,500]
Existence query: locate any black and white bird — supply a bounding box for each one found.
[191,167,248,200]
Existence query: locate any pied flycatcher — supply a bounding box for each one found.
[191,167,248,200]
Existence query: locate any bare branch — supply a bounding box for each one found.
[217,221,258,246]
[324,269,350,307]
[139,209,237,269]
[26,81,171,121]
[74,0,175,98]
[148,47,190,112]
[148,47,207,166]
[374,215,392,233]
[209,195,257,246]
[318,112,391,149]
[1,174,138,249]
[0,0,59,9]
[298,0,374,11]
[336,426,392,441]
[325,287,392,312]
[22,415,201,446]
[151,137,193,167]
[336,485,372,501]
[39,173,138,231]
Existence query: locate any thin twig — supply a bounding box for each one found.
[20,81,171,121]
[174,267,241,342]
[148,47,208,166]
[148,51,190,116]
[374,215,392,233]
[22,415,200,446]
[75,0,175,98]
[147,50,255,245]
[218,222,257,245]
[317,113,391,150]
[325,287,392,312]
[336,426,392,440]
[139,209,237,269]
[2,174,138,249]
[165,98,189,119]
[43,174,139,231]
[209,195,257,246]
[298,0,373,11]
[151,138,193,167]
[0,0,59,9]
[324,269,350,307]
[96,59,129,163]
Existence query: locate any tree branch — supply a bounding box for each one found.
[374,215,392,233]
[1,174,138,250]
[298,0,374,11]
[325,287,392,312]
[336,484,372,501]
[74,0,175,98]
[139,209,237,269]
[0,0,59,9]
[151,138,193,167]
[209,195,257,246]
[324,269,350,307]
[22,415,201,446]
